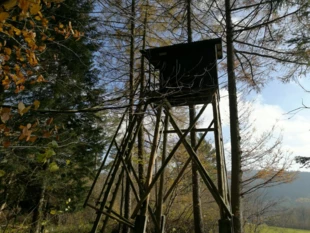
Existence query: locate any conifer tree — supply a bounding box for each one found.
[0,1,108,231]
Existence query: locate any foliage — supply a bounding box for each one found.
[1,0,309,231]
[0,0,108,232]
[296,156,310,168]
[0,0,82,148]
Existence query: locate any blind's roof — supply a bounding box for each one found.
[140,38,222,68]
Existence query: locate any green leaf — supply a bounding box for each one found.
[49,162,59,172]
[36,153,46,163]
[0,170,6,177]
[45,148,56,158]
[48,140,58,148]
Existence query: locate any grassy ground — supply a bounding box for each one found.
[248,225,310,233]
[0,224,93,233]
[3,224,310,233]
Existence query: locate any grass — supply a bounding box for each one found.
[3,223,310,233]
[0,224,92,233]
[247,225,310,233]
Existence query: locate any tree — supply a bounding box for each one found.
[236,99,296,230]
[0,1,108,232]
[237,99,296,195]
[191,1,310,231]
[186,1,204,232]
[224,0,244,231]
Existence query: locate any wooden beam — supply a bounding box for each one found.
[163,120,214,202]
[166,107,232,217]
[131,102,208,219]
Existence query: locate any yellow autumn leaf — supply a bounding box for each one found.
[37,75,45,82]
[4,47,11,55]
[13,27,21,36]
[2,77,10,89]
[0,12,10,22]
[30,3,41,15]
[41,18,48,28]
[18,0,30,12]
[34,15,41,21]
[22,106,31,115]
[15,85,25,93]
[15,76,26,85]
[33,100,40,110]
[50,209,57,215]
[2,0,17,11]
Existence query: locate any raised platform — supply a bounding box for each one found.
[146,87,216,106]
[141,38,222,106]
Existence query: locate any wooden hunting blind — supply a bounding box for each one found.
[141,38,222,106]
[86,37,232,233]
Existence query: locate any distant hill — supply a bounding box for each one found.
[263,172,310,204]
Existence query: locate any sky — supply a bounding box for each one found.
[210,79,310,171]
[250,79,310,171]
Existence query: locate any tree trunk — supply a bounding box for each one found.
[225,0,243,232]
[190,106,204,233]
[30,184,46,233]
[138,0,147,201]
[138,2,150,221]
[123,0,135,232]
[187,1,204,232]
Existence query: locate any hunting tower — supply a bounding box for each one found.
[85,38,233,233]
[142,38,222,106]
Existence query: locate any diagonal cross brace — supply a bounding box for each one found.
[163,119,214,202]
[131,102,208,219]
[166,107,232,218]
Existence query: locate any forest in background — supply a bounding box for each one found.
[0,0,310,232]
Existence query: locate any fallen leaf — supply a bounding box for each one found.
[18,102,25,116]
[1,108,11,123]
[3,141,11,148]
[33,100,40,110]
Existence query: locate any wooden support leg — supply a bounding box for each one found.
[219,219,232,233]
[160,215,166,233]
[134,215,148,233]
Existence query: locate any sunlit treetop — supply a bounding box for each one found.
[0,0,82,93]
[0,0,83,147]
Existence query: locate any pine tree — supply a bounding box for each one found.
[0,1,109,231]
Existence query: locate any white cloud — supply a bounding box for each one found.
[201,89,310,171]
[247,98,310,166]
